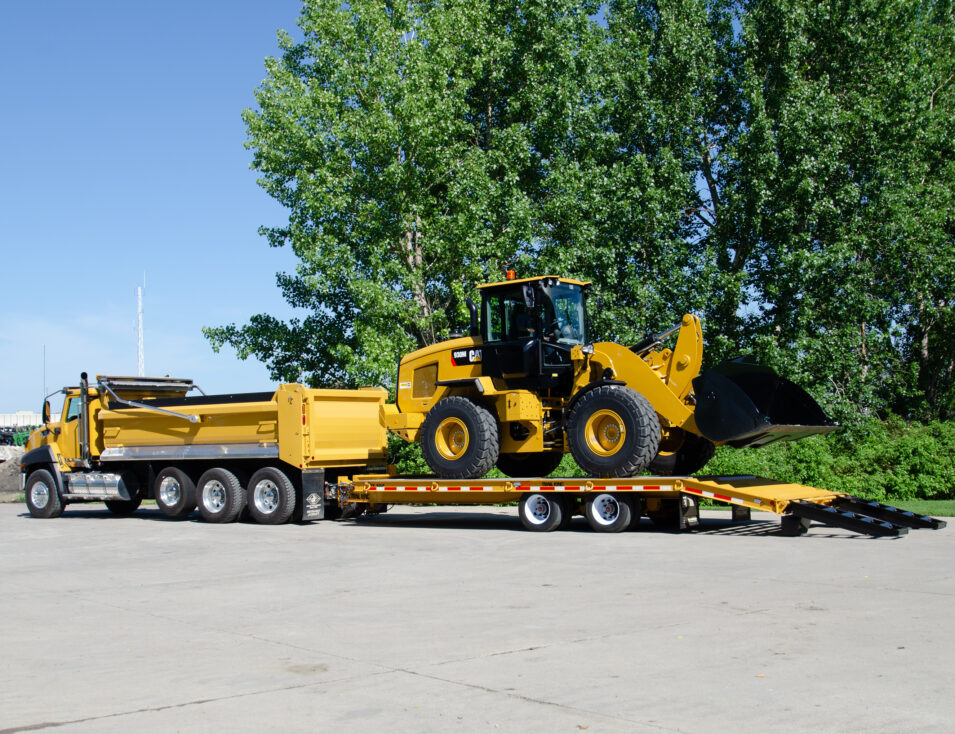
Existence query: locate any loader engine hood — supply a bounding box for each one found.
[692,359,839,448]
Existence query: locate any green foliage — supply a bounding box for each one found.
[707,418,955,501]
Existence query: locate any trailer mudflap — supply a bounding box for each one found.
[300,468,325,521]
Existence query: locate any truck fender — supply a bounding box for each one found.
[20,446,66,496]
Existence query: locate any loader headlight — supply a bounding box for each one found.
[581,343,594,355]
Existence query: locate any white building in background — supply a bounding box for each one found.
[0,411,60,428]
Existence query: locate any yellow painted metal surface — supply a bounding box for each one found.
[477,275,591,290]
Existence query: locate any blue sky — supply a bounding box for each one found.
[1,1,308,413]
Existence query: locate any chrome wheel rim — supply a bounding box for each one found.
[591,494,620,526]
[524,495,552,526]
[253,480,279,514]
[158,477,181,507]
[202,480,227,512]
[31,481,50,509]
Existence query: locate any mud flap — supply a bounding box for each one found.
[692,359,838,448]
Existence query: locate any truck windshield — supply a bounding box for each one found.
[541,283,586,346]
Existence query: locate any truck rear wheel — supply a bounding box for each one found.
[248,467,296,525]
[496,451,563,478]
[567,386,660,477]
[584,493,634,533]
[196,467,246,523]
[421,397,499,479]
[25,469,64,519]
[518,493,566,532]
[154,467,197,519]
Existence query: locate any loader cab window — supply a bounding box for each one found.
[484,290,536,343]
[541,283,586,346]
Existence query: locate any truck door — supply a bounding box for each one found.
[57,396,82,467]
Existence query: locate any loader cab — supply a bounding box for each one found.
[479,276,590,391]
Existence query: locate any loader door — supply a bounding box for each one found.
[481,287,541,382]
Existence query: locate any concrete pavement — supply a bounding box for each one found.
[1,502,952,733]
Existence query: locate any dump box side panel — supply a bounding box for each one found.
[97,397,279,450]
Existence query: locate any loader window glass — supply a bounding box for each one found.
[484,291,535,343]
[541,284,586,346]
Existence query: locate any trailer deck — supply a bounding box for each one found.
[347,473,946,537]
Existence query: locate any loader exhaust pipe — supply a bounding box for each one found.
[693,359,839,448]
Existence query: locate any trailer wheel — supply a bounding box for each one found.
[421,397,499,479]
[25,469,64,519]
[154,467,197,518]
[567,386,660,477]
[584,493,634,533]
[518,493,565,532]
[649,430,715,476]
[196,468,246,523]
[496,451,563,478]
[248,467,296,525]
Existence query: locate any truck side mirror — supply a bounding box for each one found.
[42,400,51,424]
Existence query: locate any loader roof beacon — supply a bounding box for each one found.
[19,276,947,537]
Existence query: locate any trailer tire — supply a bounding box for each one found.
[518,493,565,532]
[196,468,246,523]
[25,469,64,519]
[154,467,197,519]
[421,397,499,479]
[584,493,634,533]
[496,451,563,478]
[248,467,296,525]
[567,386,660,477]
[649,431,715,476]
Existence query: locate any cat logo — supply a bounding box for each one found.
[451,348,482,366]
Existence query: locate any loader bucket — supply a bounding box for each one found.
[692,359,838,448]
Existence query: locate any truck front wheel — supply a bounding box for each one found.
[196,467,246,523]
[154,467,197,519]
[420,397,499,479]
[25,469,64,519]
[247,467,296,525]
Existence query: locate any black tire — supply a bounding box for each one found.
[584,493,634,533]
[25,469,64,519]
[421,397,500,479]
[649,431,716,476]
[567,386,660,477]
[518,493,566,532]
[496,451,563,478]
[105,472,143,516]
[196,467,246,523]
[153,467,197,519]
[247,467,297,525]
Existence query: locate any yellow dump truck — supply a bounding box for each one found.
[21,374,388,523]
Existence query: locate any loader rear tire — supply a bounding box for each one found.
[496,451,563,478]
[567,386,660,477]
[649,431,715,476]
[421,397,499,479]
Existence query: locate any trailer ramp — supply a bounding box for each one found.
[680,476,947,537]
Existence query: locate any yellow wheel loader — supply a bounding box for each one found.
[384,274,837,479]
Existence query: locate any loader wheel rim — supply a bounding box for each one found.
[158,477,182,506]
[202,480,227,512]
[584,409,626,457]
[253,480,280,514]
[434,417,470,461]
[31,481,50,509]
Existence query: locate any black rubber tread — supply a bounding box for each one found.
[247,466,297,525]
[25,469,64,519]
[584,493,634,533]
[421,397,500,479]
[518,493,565,532]
[196,467,246,523]
[566,386,661,477]
[153,467,197,519]
[495,451,563,478]
[649,431,716,476]
[105,472,143,516]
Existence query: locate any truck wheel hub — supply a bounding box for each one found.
[158,477,181,505]
[202,481,227,511]
[31,481,50,509]
[254,480,280,513]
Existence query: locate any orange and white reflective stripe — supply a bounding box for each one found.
[379,485,498,492]
[682,485,763,505]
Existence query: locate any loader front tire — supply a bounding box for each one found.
[567,386,660,477]
[421,397,499,479]
[496,451,563,478]
[649,431,715,476]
